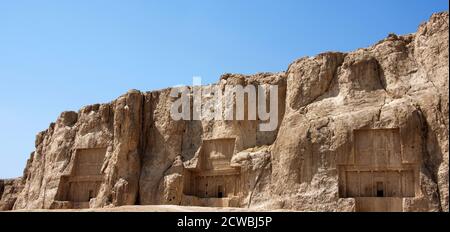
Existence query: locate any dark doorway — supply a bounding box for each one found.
[218,185,224,198]
[88,190,94,200]
[376,182,384,197]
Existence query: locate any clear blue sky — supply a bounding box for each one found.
[0,0,448,178]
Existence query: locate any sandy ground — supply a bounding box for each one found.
[10,205,266,212]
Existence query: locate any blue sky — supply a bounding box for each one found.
[0,0,448,178]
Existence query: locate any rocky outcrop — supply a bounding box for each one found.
[270,12,448,211]
[4,12,448,212]
[0,178,24,210]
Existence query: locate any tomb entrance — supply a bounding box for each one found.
[338,129,418,212]
[183,138,241,206]
[56,148,106,208]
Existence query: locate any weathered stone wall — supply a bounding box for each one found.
[270,12,448,211]
[3,12,447,212]
[0,178,23,210]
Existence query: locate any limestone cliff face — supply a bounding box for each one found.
[270,12,448,211]
[1,12,447,212]
[0,178,23,210]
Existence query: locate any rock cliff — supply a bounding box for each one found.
[1,12,448,212]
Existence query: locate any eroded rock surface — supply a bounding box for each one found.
[0,178,23,210]
[2,12,448,212]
